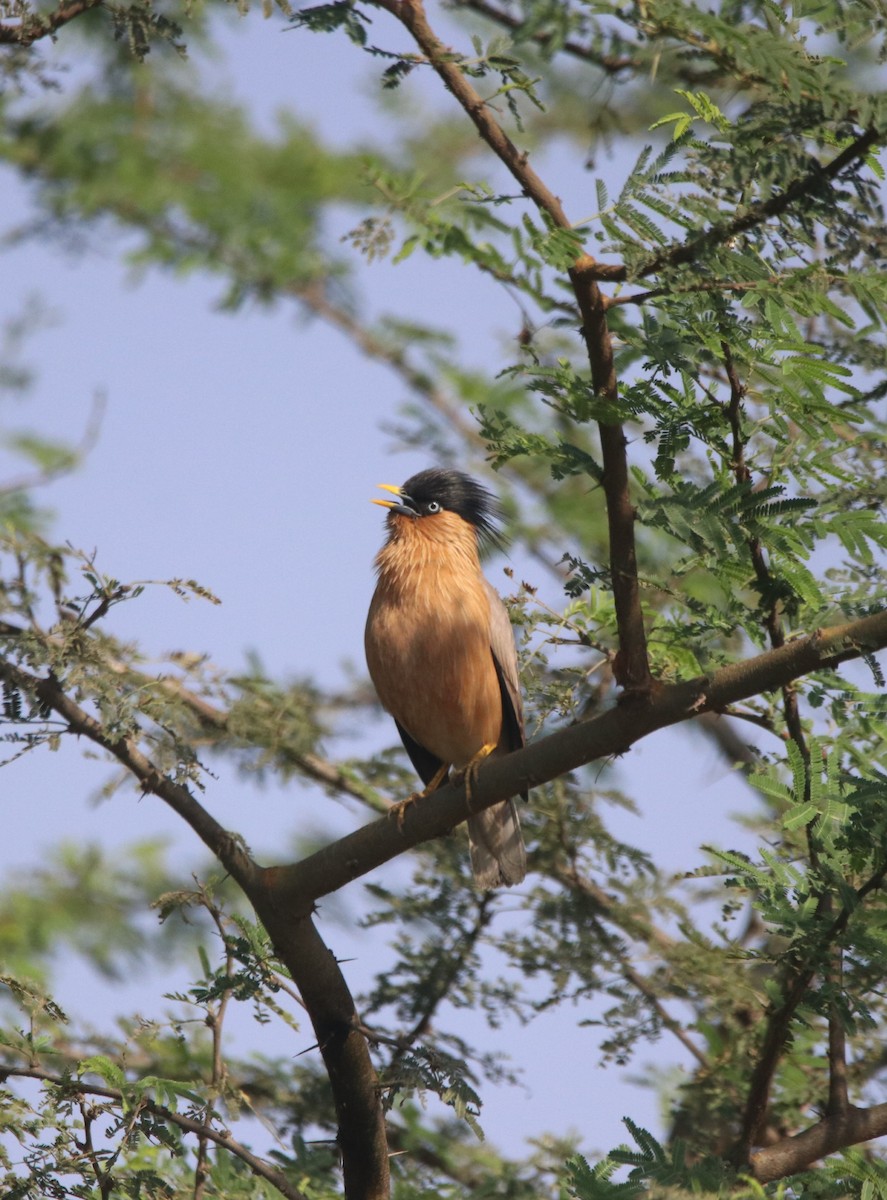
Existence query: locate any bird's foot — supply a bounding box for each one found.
[455,743,497,810]
[389,762,450,829]
[388,791,420,830]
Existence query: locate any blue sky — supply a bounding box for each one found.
[0,7,762,1163]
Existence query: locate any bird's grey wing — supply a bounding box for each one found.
[466,582,527,889]
[485,580,525,756]
[395,720,448,789]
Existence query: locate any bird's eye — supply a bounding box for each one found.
[426,500,441,514]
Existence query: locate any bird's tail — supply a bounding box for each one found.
[468,799,527,889]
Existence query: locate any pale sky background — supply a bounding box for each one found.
[0,6,764,1166]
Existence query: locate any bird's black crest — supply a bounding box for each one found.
[400,467,505,548]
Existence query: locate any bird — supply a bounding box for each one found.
[364,466,527,889]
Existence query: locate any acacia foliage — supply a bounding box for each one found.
[1,0,887,1197]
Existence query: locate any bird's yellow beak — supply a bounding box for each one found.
[371,483,402,510]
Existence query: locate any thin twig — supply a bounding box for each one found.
[630,129,882,283]
[194,900,235,1200]
[0,1065,308,1200]
[0,392,106,498]
[451,0,638,73]
[721,332,835,1156]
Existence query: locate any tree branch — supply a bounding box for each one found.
[0,0,103,45]
[0,1065,308,1200]
[751,1103,887,1183]
[722,331,828,1158]
[0,660,260,892]
[4,610,886,907]
[0,657,389,1200]
[271,608,887,904]
[582,128,882,286]
[634,128,882,282]
[734,845,887,1171]
[248,904,391,1200]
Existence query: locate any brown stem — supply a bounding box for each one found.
[0,0,103,44]
[751,1103,887,1183]
[373,0,570,227]
[77,1100,113,1200]
[735,850,887,1168]
[722,333,828,1154]
[251,902,390,1200]
[570,256,652,692]
[827,940,849,1117]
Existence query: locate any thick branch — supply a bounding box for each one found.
[4,613,886,909]
[248,903,390,1200]
[573,257,651,691]
[373,0,569,226]
[272,608,887,904]
[4,614,885,1195]
[751,1104,887,1183]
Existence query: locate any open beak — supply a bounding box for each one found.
[371,484,418,518]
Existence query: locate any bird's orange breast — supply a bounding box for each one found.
[365,512,503,768]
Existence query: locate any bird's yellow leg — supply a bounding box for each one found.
[389,762,450,829]
[455,743,497,810]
